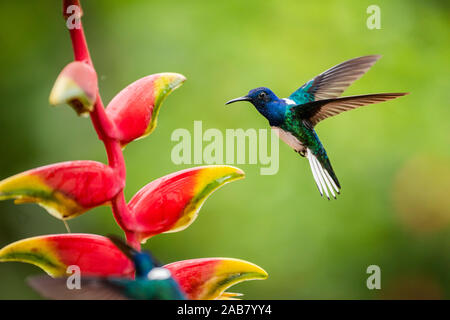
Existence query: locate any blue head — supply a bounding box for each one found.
[226,87,287,126]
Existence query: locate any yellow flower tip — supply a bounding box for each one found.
[0,172,45,201]
[0,172,83,220]
[152,72,186,107]
[206,258,268,300]
[216,257,269,280]
[145,72,187,136]
[0,236,65,277]
[49,76,94,115]
[195,165,245,189]
[158,72,187,91]
[217,292,244,300]
[49,76,78,105]
[193,165,246,199]
[49,62,98,116]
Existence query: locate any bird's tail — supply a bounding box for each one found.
[306,148,341,199]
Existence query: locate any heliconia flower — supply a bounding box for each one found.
[0,161,123,220]
[165,258,268,300]
[49,61,98,116]
[0,234,268,300]
[0,234,134,277]
[127,165,245,243]
[106,73,186,146]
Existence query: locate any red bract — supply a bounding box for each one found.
[0,234,134,277]
[166,258,268,300]
[106,73,186,146]
[0,161,123,220]
[127,166,244,243]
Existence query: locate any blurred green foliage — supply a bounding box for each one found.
[0,0,449,299]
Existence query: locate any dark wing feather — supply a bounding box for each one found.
[293,93,408,127]
[289,55,382,103]
[107,234,162,267]
[107,234,138,261]
[27,275,130,300]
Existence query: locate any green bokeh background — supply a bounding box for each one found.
[0,0,449,299]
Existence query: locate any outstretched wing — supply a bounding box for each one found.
[289,55,382,104]
[292,93,408,127]
[27,275,130,300]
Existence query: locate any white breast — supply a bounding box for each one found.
[282,98,296,105]
[271,127,304,152]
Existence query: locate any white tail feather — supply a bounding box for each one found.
[307,149,339,199]
[313,156,336,199]
[307,149,323,196]
[312,156,330,199]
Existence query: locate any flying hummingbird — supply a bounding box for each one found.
[226,55,408,199]
[27,236,186,300]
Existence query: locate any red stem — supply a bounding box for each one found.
[62,0,139,249]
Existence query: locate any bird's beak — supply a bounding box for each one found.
[107,234,140,260]
[225,96,251,105]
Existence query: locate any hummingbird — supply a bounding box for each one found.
[226,55,408,199]
[27,235,186,300]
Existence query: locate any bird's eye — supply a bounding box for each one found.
[258,92,267,99]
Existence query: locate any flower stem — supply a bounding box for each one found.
[62,0,139,250]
